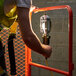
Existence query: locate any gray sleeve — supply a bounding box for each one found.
[16,0,32,8]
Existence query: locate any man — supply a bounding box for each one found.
[0,0,52,59]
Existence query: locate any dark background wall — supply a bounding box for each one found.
[31,0,76,76]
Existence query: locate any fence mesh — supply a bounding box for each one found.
[0,25,25,76]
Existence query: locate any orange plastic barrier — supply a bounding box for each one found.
[25,5,74,76]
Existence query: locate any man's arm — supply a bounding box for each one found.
[17,7,52,58]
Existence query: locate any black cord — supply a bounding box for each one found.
[0,38,7,74]
[8,33,16,75]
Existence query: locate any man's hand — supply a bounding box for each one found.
[41,44,52,58]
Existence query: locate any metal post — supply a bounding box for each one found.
[25,45,31,76]
[25,5,74,76]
